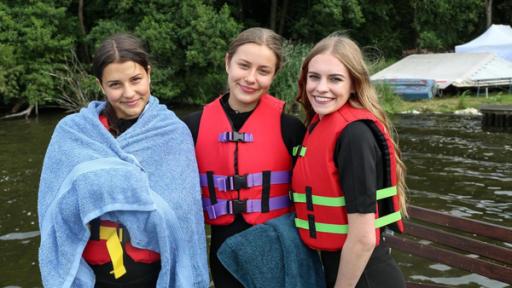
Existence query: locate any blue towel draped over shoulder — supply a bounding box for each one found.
[38,96,209,288]
[217,213,325,288]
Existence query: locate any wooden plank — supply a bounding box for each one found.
[386,235,512,284]
[407,205,512,243]
[404,222,512,265]
[480,105,512,114]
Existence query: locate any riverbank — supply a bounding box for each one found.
[389,93,512,114]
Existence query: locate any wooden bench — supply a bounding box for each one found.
[385,205,512,287]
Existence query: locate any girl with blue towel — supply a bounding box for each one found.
[38,34,208,287]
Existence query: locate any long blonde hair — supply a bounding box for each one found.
[296,33,408,216]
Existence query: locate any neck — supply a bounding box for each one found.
[227,96,259,113]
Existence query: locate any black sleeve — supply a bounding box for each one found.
[281,113,306,157]
[181,110,203,145]
[335,121,382,214]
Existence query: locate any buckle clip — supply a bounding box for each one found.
[229,199,247,214]
[232,132,245,142]
[228,174,248,190]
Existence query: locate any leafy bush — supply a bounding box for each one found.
[270,42,311,114]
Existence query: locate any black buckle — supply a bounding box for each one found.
[229,199,247,214]
[228,174,248,190]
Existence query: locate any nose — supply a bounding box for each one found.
[244,69,257,83]
[315,77,328,93]
[124,84,136,98]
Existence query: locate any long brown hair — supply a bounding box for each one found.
[296,33,408,216]
[92,33,150,136]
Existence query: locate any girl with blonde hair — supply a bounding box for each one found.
[292,33,407,288]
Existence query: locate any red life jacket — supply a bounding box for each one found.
[291,103,404,251]
[196,94,292,225]
[82,115,160,266]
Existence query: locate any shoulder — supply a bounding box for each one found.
[336,120,379,158]
[339,120,376,145]
[281,113,305,129]
[181,110,203,130]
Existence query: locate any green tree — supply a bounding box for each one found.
[412,0,484,51]
[83,0,240,104]
[0,1,75,110]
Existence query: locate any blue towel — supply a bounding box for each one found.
[217,213,326,288]
[38,96,209,288]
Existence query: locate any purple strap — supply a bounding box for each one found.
[199,171,290,192]
[202,195,291,220]
[218,131,254,143]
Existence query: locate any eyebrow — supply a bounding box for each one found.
[308,71,346,79]
[105,73,143,84]
[238,59,272,70]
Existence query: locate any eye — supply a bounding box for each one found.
[259,69,271,76]
[307,74,320,81]
[108,82,121,88]
[238,62,250,69]
[131,77,142,84]
[330,77,343,83]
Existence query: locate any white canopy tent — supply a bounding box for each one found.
[371,53,512,90]
[455,24,512,62]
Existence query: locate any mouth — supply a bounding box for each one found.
[123,98,140,107]
[312,96,335,104]
[238,84,259,94]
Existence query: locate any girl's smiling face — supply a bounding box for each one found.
[100,61,151,119]
[306,53,353,118]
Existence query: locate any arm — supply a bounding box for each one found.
[334,121,383,287]
[335,213,376,288]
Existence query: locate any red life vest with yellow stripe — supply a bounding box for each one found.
[291,103,404,251]
[196,94,292,225]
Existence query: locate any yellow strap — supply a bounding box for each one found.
[99,226,126,279]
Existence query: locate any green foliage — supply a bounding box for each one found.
[457,90,471,109]
[84,0,240,104]
[0,1,75,105]
[412,0,483,51]
[51,51,101,112]
[290,0,364,42]
[270,42,312,113]
[374,83,402,114]
[1,0,508,109]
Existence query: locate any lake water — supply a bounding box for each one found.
[0,110,510,287]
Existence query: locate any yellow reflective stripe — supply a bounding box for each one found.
[292,193,345,207]
[376,186,397,200]
[295,217,349,233]
[99,226,126,279]
[292,186,397,207]
[295,211,402,235]
[293,145,307,157]
[375,211,402,228]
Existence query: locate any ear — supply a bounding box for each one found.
[147,65,151,83]
[225,53,230,73]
